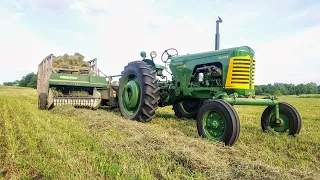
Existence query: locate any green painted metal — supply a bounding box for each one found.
[203,110,225,140]
[139,46,256,106]
[140,51,146,59]
[48,73,107,88]
[270,113,290,132]
[224,98,278,106]
[169,46,254,90]
[119,73,140,116]
[124,80,140,109]
[274,104,280,120]
[163,46,254,105]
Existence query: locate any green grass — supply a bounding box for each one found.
[298,94,320,98]
[0,86,319,179]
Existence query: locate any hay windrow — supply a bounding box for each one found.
[1,86,320,179]
[51,105,320,179]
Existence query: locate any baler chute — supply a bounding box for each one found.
[37,54,118,110]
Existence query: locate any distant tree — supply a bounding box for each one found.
[3,81,19,86]
[274,90,282,96]
[254,82,319,95]
[295,84,307,95]
[19,72,35,87]
[27,73,38,89]
[284,83,296,95]
[305,82,318,94]
[254,85,263,95]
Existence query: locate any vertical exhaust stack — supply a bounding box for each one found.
[215,16,223,50]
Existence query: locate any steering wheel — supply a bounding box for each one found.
[161,48,179,63]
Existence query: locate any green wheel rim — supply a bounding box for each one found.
[269,113,289,132]
[203,110,226,140]
[121,74,140,116]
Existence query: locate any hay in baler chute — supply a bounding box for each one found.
[52,53,90,71]
[51,87,91,97]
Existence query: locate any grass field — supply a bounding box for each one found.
[0,86,319,179]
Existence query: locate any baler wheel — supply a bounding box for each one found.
[172,99,204,119]
[261,102,301,136]
[196,99,240,146]
[118,61,160,122]
[38,93,47,110]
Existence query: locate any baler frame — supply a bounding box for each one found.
[37,54,118,110]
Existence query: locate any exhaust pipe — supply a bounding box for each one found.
[215,16,223,50]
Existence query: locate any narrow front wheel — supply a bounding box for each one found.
[261,102,301,136]
[197,100,240,146]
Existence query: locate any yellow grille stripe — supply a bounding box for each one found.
[225,55,255,89]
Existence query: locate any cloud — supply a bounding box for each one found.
[0,17,63,83]
[1,0,319,85]
[69,0,109,16]
[69,1,88,15]
[254,26,320,84]
[5,12,25,23]
[37,0,71,11]
[13,0,72,11]
[66,0,320,85]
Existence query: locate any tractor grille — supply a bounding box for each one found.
[225,56,255,89]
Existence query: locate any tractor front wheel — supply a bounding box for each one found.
[261,102,301,136]
[197,99,240,146]
[118,61,160,122]
[172,98,204,119]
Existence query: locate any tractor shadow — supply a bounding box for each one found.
[154,110,199,138]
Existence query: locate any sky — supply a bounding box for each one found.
[0,0,319,85]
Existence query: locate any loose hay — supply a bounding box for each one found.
[50,105,320,179]
[51,88,91,97]
[1,86,320,180]
[52,53,90,70]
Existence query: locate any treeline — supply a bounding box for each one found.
[255,82,320,95]
[2,73,320,96]
[2,72,37,89]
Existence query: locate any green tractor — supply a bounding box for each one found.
[117,17,301,145]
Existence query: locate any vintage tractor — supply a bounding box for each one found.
[117,17,302,145]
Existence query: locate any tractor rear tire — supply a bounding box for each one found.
[197,99,240,146]
[38,93,47,110]
[118,61,160,122]
[172,98,204,119]
[261,102,301,136]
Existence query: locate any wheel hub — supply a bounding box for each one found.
[275,118,283,126]
[211,120,219,128]
[124,80,139,109]
[270,113,289,132]
[204,111,225,140]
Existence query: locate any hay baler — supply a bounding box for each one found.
[37,54,118,110]
[117,17,302,145]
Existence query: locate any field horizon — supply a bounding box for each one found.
[0,86,319,179]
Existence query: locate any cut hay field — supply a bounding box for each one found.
[0,86,319,179]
